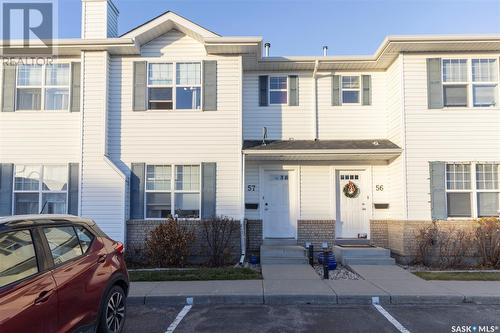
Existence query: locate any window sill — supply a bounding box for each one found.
[145,109,202,112]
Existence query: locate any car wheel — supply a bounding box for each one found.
[98,285,126,333]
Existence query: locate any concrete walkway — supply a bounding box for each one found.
[127,264,500,306]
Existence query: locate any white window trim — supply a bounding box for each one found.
[268,76,288,105]
[15,64,72,112]
[146,62,203,112]
[445,162,500,219]
[340,75,361,105]
[12,164,69,215]
[144,164,202,220]
[441,58,499,109]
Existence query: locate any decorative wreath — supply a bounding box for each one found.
[343,181,360,198]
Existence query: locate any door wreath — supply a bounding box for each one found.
[343,181,359,198]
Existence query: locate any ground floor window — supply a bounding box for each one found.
[446,162,499,218]
[13,164,68,215]
[145,164,200,219]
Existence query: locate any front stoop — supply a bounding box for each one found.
[334,246,395,265]
[260,242,308,264]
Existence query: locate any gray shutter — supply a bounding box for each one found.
[362,75,371,106]
[133,61,147,111]
[2,65,16,112]
[70,62,81,112]
[201,162,216,219]
[259,75,268,107]
[0,164,14,215]
[203,60,217,111]
[427,58,443,109]
[67,163,79,215]
[332,75,341,106]
[429,161,447,220]
[130,163,145,219]
[288,75,299,106]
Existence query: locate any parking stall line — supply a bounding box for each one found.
[165,301,193,333]
[372,298,411,333]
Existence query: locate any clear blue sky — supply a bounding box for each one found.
[59,0,500,56]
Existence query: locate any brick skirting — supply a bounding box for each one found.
[126,219,241,265]
[297,220,335,251]
[246,219,263,254]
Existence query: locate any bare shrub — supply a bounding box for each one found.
[201,216,240,267]
[436,225,474,269]
[145,219,195,267]
[475,217,500,268]
[415,222,438,266]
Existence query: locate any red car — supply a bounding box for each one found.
[0,215,129,333]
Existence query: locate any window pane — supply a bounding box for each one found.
[41,193,67,214]
[443,85,467,107]
[148,87,173,110]
[75,226,94,253]
[45,64,70,86]
[478,192,499,217]
[447,192,471,217]
[176,87,201,109]
[17,88,41,110]
[473,85,497,107]
[176,63,201,86]
[446,164,471,190]
[45,88,69,110]
[0,230,38,288]
[443,59,467,82]
[44,226,83,265]
[14,193,39,215]
[17,65,42,86]
[342,90,360,104]
[146,165,171,191]
[476,164,499,190]
[270,91,287,104]
[270,77,287,90]
[175,193,200,218]
[472,59,498,82]
[15,165,40,191]
[42,165,68,191]
[342,76,360,89]
[148,63,173,85]
[175,165,200,191]
[146,192,171,218]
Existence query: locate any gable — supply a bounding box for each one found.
[141,29,206,57]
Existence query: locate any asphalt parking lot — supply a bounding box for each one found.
[123,303,500,333]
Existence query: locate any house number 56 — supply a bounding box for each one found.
[376,185,384,191]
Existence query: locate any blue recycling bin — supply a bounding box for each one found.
[317,252,337,270]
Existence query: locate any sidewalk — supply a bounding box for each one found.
[127,264,500,306]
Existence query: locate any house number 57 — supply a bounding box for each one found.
[247,185,256,192]
[376,185,384,191]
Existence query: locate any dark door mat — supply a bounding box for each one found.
[336,244,375,248]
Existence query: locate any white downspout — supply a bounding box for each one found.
[312,60,320,140]
[239,152,246,265]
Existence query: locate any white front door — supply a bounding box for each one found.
[262,170,297,238]
[337,171,370,238]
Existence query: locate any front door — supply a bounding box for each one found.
[337,171,370,238]
[262,170,296,238]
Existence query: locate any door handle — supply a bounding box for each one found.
[97,254,107,264]
[34,290,53,305]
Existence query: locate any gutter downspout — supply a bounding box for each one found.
[239,152,246,266]
[312,60,320,140]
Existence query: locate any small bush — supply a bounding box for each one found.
[415,222,438,266]
[475,217,500,268]
[201,216,239,267]
[145,219,195,267]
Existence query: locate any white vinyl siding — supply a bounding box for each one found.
[141,30,207,57]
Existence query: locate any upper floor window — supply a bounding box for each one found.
[341,76,360,104]
[442,59,498,108]
[147,62,201,111]
[13,164,68,215]
[16,64,70,111]
[269,76,287,104]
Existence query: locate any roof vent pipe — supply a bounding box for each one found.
[323,46,328,56]
[264,42,271,57]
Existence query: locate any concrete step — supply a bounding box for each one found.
[263,238,297,246]
[261,256,309,265]
[334,246,391,258]
[336,238,370,246]
[260,245,306,258]
[344,257,396,266]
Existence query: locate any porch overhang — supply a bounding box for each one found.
[243,140,402,162]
